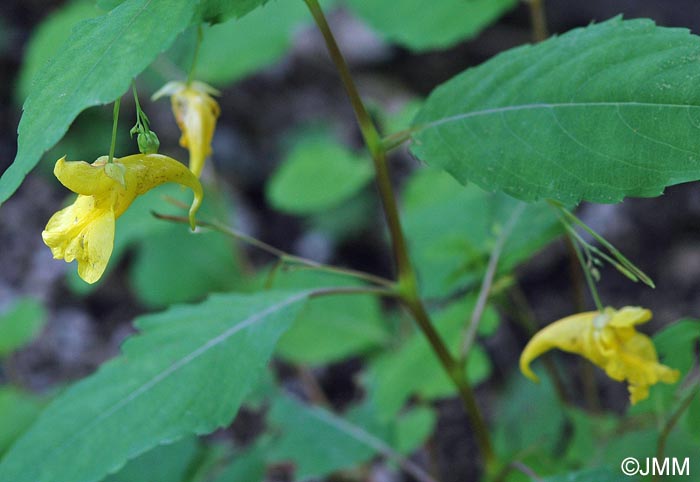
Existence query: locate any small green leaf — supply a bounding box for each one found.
[0,298,47,357]
[103,438,200,482]
[267,134,374,215]
[194,0,309,86]
[0,388,44,456]
[0,0,197,206]
[267,395,434,479]
[198,0,272,24]
[403,168,559,298]
[0,291,308,482]
[268,270,388,364]
[541,468,625,482]
[345,0,517,51]
[366,295,496,418]
[412,18,700,204]
[211,444,267,482]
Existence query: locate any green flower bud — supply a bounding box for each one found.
[137,130,160,154]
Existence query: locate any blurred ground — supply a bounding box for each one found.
[1,1,700,481]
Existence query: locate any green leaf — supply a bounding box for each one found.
[411,18,700,204]
[211,444,267,482]
[267,134,374,215]
[0,298,47,357]
[0,388,44,456]
[194,0,309,86]
[0,0,197,206]
[15,0,100,103]
[198,0,271,24]
[345,0,517,51]
[541,468,625,482]
[365,295,496,418]
[0,291,308,482]
[267,395,434,479]
[632,319,700,414]
[268,270,389,364]
[403,168,559,298]
[103,438,200,482]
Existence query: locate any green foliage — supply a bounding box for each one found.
[0,388,44,456]
[66,184,242,307]
[366,295,496,418]
[211,444,267,482]
[268,270,388,364]
[267,134,374,215]
[541,468,625,482]
[15,0,100,103]
[403,168,559,298]
[0,298,47,357]
[0,291,308,482]
[412,18,700,204]
[198,0,272,24]
[493,374,565,468]
[102,438,200,482]
[632,319,700,414]
[267,394,435,479]
[194,0,310,86]
[0,0,197,206]
[345,0,517,51]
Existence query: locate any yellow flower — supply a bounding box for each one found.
[153,81,220,178]
[42,154,203,284]
[520,307,679,404]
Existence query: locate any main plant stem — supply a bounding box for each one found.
[304,0,494,468]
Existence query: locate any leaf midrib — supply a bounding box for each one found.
[413,101,700,133]
[38,292,308,467]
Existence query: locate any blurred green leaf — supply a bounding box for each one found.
[0,290,308,482]
[199,0,272,24]
[103,437,200,482]
[366,295,496,419]
[345,0,517,51]
[412,18,700,204]
[267,134,374,215]
[210,444,267,482]
[0,0,197,206]
[66,184,242,306]
[194,0,309,86]
[541,468,625,482]
[267,395,434,479]
[493,374,565,465]
[0,298,47,357]
[15,0,100,103]
[631,319,700,414]
[0,388,44,456]
[403,168,559,298]
[269,270,388,364]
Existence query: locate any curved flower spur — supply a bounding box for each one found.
[153,80,220,178]
[520,306,679,405]
[42,154,203,284]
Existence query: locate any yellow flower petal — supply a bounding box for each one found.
[42,195,115,284]
[43,154,203,283]
[519,306,679,404]
[158,80,220,178]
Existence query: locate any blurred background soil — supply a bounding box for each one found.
[1,1,700,481]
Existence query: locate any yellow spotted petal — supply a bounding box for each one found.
[42,195,116,284]
[119,153,203,228]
